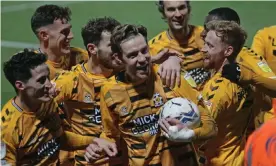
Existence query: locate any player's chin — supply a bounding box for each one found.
[203,60,211,69]
[61,47,71,55]
[137,68,150,80]
[137,73,149,82]
[39,95,52,102]
[171,22,184,30]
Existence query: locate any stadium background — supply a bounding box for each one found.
[1,1,276,108]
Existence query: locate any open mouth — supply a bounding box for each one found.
[63,42,70,49]
[137,64,149,72]
[172,20,183,25]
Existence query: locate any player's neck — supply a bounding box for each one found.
[216,59,229,73]
[39,46,62,63]
[15,95,41,113]
[125,72,148,85]
[87,58,113,77]
[168,25,190,44]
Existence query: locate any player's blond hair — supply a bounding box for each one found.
[205,20,247,57]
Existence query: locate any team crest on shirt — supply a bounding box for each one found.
[153,93,164,107]
[120,106,128,116]
[84,92,93,103]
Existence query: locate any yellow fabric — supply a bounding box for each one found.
[40,47,89,80]
[201,72,254,166]
[1,98,96,166]
[1,99,64,165]
[251,26,276,128]
[236,47,275,78]
[100,65,216,166]
[53,63,121,166]
[236,47,275,130]
[148,25,210,89]
[252,25,276,73]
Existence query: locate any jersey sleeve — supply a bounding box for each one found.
[100,85,121,138]
[251,73,276,98]
[61,131,95,150]
[252,29,266,58]
[1,121,19,165]
[53,71,78,103]
[240,64,276,98]
[237,48,275,78]
[148,34,165,56]
[173,73,217,141]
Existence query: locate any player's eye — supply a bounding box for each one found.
[141,47,149,54]
[208,43,214,48]
[61,28,70,36]
[167,7,175,12]
[127,52,138,59]
[178,5,186,11]
[37,76,47,84]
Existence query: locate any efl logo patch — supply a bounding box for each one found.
[257,61,272,73]
[184,72,197,88]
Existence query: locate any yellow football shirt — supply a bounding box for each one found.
[201,72,254,166]
[149,25,210,89]
[39,47,89,80]
[252,25,276,73]
[100,65,216,166]
[251,26,276,127]
[54,63,121,165]
[236,47,275,129]
[1,98,94,165]
[236,47,275,78]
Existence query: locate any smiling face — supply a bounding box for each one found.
[201,30,227,71]
[163,0,190,32]
[43,19,74,56]
[17,63,52,103]
[119,34,151,83]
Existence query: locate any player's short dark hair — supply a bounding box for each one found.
[208,7,240,25]
[111,24,148,54]
[31,4,71,35]
[157,0,191,18]
[3,49,47,93]
[81,17,120,50]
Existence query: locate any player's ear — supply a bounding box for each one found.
[15,81,25,91]
[113,52,123,64]
[38,29,49,42]
[224,45,234,58]
[87,43,97,56]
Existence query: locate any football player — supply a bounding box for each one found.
[85,24,217,165]
[31,4,89,80]
[204,8,275,130]
[0,49,102,165]
[52,17,127,166]
[200,20,256,166]
[149,0,210,89]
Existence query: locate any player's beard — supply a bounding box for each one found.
[99,56,113,70]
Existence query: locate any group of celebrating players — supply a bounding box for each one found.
[1,0,276,166]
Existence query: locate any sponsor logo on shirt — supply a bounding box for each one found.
[131,114,159,135]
